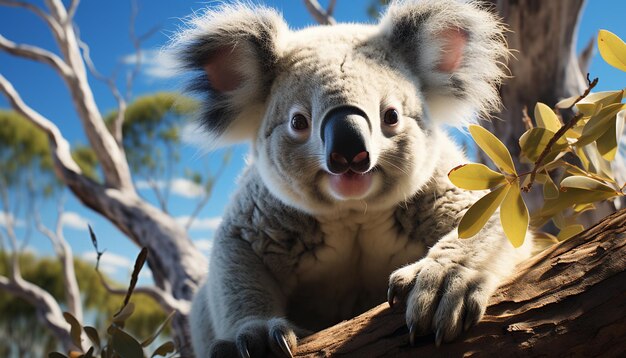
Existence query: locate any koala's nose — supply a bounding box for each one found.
[321,106,371,174]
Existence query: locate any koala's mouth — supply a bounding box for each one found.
[327,170,374,200]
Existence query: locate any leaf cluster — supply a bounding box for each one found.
[49,244,176,358]
[448,29,626,246]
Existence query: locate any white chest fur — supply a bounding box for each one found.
[286,208,426,327]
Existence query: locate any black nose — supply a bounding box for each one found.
[321,106,371,174]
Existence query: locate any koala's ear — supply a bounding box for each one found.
[378,0,508,125]
[170,5,288,146]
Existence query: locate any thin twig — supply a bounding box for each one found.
[0,0,63,36]
[522,75,598,192]
[303,0,336,25]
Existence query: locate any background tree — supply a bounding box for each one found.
[0,1,212,354]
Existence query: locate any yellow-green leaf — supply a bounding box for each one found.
[458,184,510,239]
[448,163,506,190]
[596,120,618,160]
[534,103,561,132]
[560,175,617,193]
[577,103,626,146]
[469,125,516,174]
[556,95,579,109]
[535,188,617,223]
[598,29,626,72]
[519,127,569,162]
[557,224,585,241]
[582,90,624,107]
[582,143,614,180]
[542,173,559,200]
[500,182,528,248]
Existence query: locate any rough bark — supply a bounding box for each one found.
[294,208,626,357]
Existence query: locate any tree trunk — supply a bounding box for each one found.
[294,208,626,357]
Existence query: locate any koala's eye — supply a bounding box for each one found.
[290,113,309,131]
[383,109,399,126]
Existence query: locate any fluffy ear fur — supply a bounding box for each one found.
[170,4,288,146]
[378,0,508,125]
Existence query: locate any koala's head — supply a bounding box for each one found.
[172,0,507,215]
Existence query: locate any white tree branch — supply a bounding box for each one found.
[66,0,80,23]
[303,0,336,25]
[97,270,190,315]
[0,35,73,78]
[0,274,75,350]
[0,0,63,36]
[32,195,84,322]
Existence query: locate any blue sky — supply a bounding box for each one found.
[1,1,625,285]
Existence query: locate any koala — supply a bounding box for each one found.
[171,0,533,357]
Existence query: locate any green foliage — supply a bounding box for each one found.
[105,92,198,178]
[0,251,169,354]
[48,245,176,358]
[448,29,626,246]
[72,145,99,182]
[0,110,54,187]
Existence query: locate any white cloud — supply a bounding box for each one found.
[194,238,213,253]
[171,178,205,198]
[81,251,133,276]
[135,178,206,199]
[176,216,222,231]
[121,49,177,79]
[0,213,24,228]
[61,212,89,231]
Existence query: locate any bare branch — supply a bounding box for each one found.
[77,35,128,145]
[185,154,231,231]
[66,0,80,23]
[0,0,63,36]
[96,269,190,314]
[303,0,336,25]
[0,35,73,78]
[327,0,337,17]
[0,274,76,350]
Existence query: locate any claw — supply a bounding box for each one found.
[237,342,251,358]
[435,328,443,347]
[273,331,294,358]
[409,324,417,346]
[387,287,396,308]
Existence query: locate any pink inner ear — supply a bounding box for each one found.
[203,46,243,93]
[436,28,468,73]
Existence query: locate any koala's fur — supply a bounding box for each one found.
[171,1,533,357]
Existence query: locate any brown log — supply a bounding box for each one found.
[294,208,626,357]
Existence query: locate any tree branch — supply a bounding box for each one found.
[96,269,190,315]
[303,0,336,25]
[0,35,73,78]
[66,0,80,24]
[32,195,84,322]
[0,0,63,36]
[0,274,75,351]
[295,208,626,357]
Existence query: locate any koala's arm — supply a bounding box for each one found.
[390,148,533,345]
[190,169,308,357]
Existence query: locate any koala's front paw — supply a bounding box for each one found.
[388,258,494,346]
[210,317,297,358]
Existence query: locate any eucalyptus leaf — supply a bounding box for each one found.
[458,184,509,239]
[448,163,506,190]
[500,183,528,248]
[598,29,626,72]
[469,125,516,174]
[534,102,561,132]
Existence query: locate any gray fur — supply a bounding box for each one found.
[172,1,530,357]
